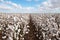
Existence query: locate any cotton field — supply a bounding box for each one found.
[0,13,60,40]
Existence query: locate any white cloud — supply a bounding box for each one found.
[0,0,35,13]
[50,0,60,8]
[45,0,60,8]
[0,0,60,13]
[43,1,52,7]
[36,0,60,13]
[0,4,13,10]
[5,1,22,9]
[0,6,12,10]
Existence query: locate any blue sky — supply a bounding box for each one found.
[0,0,60,13]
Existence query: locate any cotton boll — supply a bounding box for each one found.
[2,36,6,39]
[25,31,28,34]
[14,17,17,22]
[22,38,24,40]
[18,29,21,33]
[49,39,51,40]
[0,28,1,30]
[20,34,23,37]
[9,37,13,40]
[6,28,9,30]
[42,24,46,27]
[27,25,30,28]
[36,34,38,37]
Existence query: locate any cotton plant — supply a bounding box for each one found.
[23,24,30,35]
[4,16,14,40]
[2,23,9,40]
[21,22,30,40]
[13,21,25,40]
[0,24,3,40]
[13,23,19,40]
[6,24,14,40]
[13,16,21,40]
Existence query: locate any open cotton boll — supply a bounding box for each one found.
[9,37,13,40]
[2,36,6,39]
[13,16,19,22]
[18,29,21,33]
[20,34,23,37]
[25,31,28,34]
[0,28,1,30]
[27,25,30,28]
